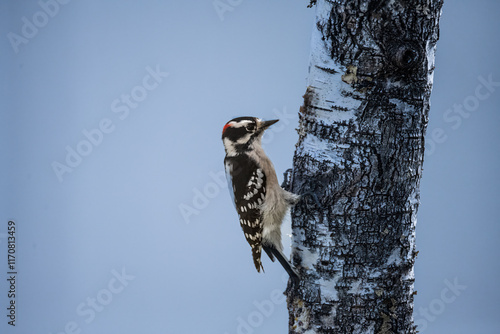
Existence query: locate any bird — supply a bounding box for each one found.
[222,116,300,279]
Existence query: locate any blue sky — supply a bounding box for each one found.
[1,1,499,333]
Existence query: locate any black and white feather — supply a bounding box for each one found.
[222,116,300,279]
[225,155,266,271]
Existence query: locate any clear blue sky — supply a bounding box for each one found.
[1,1,499,333]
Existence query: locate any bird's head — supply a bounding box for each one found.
[222,116,279,156]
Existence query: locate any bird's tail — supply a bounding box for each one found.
[263,245,299,280]
[252,246,264,273]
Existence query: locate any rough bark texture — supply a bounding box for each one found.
[286,1,442,333]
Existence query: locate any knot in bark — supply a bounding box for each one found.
[389,42,422,70]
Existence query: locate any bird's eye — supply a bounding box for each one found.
[246,124,256,132]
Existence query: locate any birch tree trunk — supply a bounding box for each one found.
[287,1,443,333]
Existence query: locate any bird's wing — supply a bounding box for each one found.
[224,155,267,272]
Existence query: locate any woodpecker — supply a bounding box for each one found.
[222,116,300,279]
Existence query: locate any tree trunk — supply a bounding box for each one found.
[286,0,443,333]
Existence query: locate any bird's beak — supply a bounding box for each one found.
[260,119,279,130]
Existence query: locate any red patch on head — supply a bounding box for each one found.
[222,123,231,135]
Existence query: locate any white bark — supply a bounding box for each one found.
[286,1,443,333]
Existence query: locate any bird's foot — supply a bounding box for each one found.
[281,168,294,192]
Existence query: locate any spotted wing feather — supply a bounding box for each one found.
[225,155,266,272]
